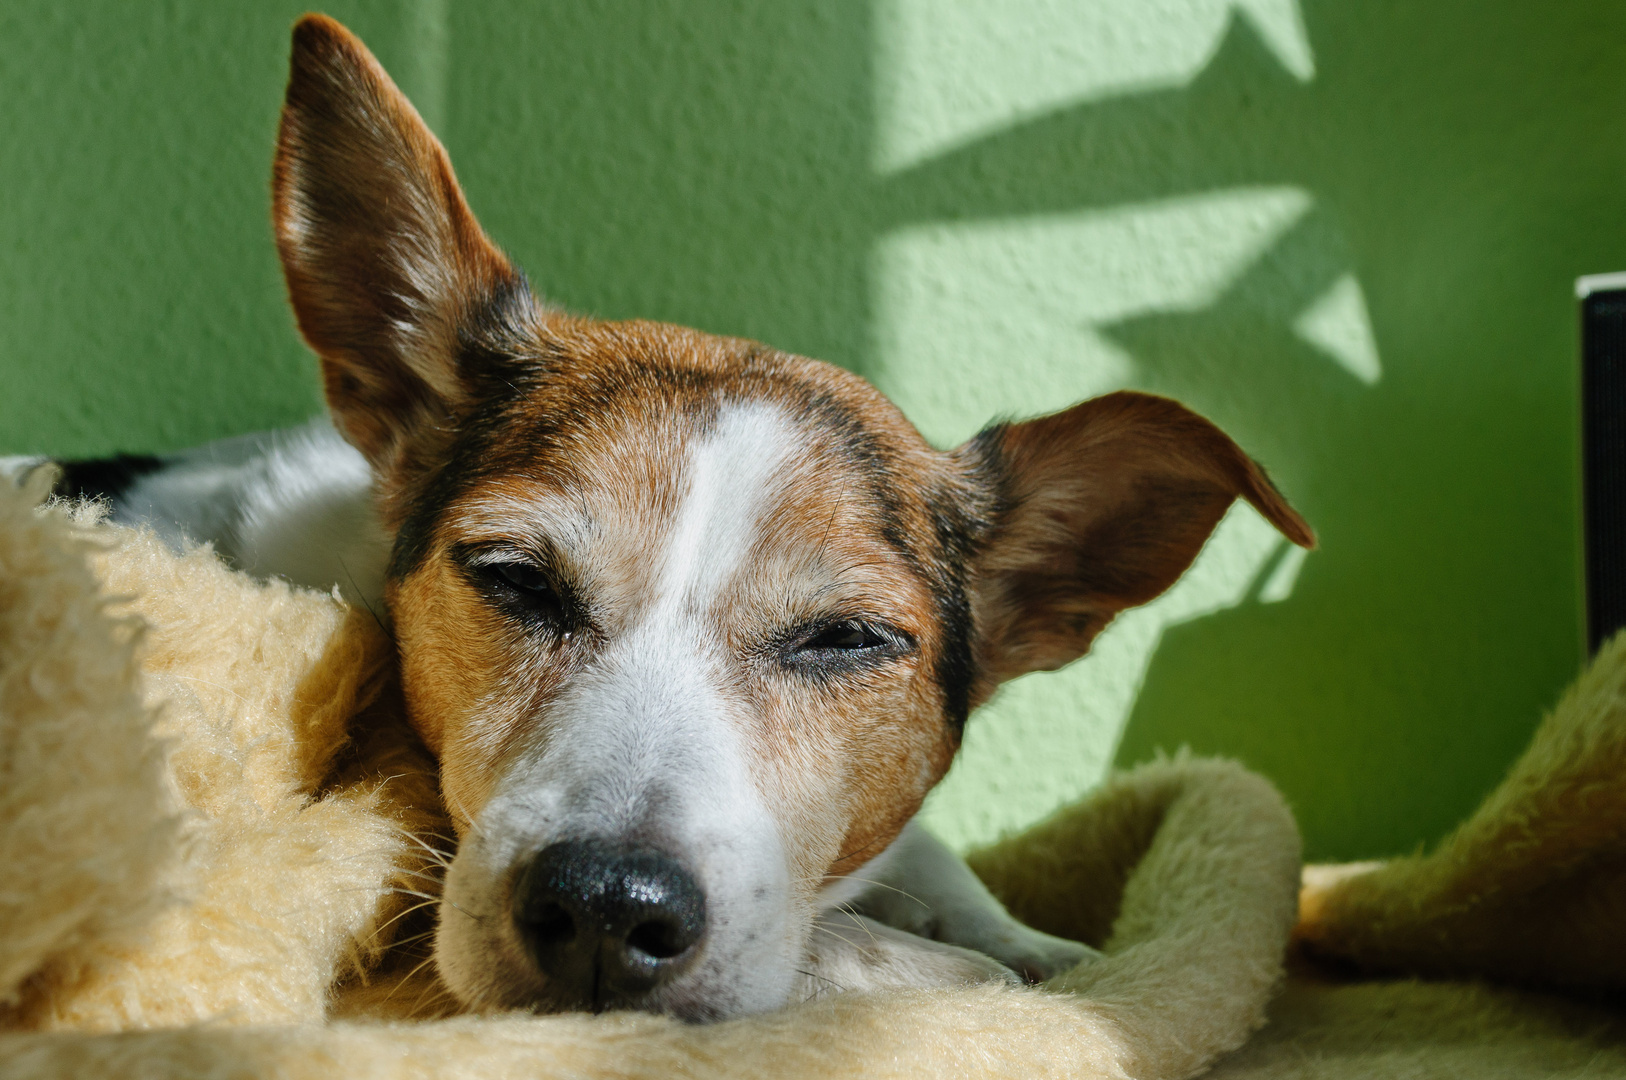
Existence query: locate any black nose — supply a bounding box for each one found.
[513,838,706,1010]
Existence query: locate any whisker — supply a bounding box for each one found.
[383,888,443,903]
[391,866,448,888]
[337,554,392,639]
[298,842,449,871]
[796,967,847,996]
[383,954,442,1005]
[407,988,445,1018]
[446,793,487,840]
[411,984,460,1019]
[396,825,460,852]
[400,835,459,862]
[360,899,441,946]
[387,929,438,952]
[832,834,890,865]
[443,898,485,923]
[814,873,929,910]
[834,905,883,949]
[811,924,864,952]
[328,882,433,899]
[816,497,847,555]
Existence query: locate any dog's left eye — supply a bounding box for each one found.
[779,618,909,673]
[800,621,887,652]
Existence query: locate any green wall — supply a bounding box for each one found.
[3,1,1620,861]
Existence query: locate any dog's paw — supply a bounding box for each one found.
[0,456,52,490]
[971,922,1100,983]
[852,882,1099,982]
[798,910,1020,999]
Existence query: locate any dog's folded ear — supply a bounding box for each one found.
[960,391,1314,688]
[273,14,532,475]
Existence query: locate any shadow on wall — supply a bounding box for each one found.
[455,0,1610,862]
[1,0,1619,860]
[885,3,1609,860]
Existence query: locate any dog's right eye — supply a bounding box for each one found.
[493,561,550,594]
[480,560,570,629]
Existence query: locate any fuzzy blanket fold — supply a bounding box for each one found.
[1217,627,1626,1079]
[1295,627,1626,994]
[0,476,1302,1077]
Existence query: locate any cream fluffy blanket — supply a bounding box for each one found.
[2,474,1623,1078]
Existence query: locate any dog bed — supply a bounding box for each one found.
[2,473,1624,1078]
[1220,620,1626,1080]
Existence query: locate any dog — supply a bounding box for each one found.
[15,16,1313,1022]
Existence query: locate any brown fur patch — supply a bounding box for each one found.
[964,391,1315,694]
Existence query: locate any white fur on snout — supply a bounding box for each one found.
[438,403,810,1018]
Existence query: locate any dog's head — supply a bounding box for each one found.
[272,16,1313,1020]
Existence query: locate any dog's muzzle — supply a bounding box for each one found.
[513,838,707,1011]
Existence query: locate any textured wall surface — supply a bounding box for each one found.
[1,1,1620,861]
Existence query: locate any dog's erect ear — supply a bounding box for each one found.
[960,391,1314,689]
[273,15,530,474]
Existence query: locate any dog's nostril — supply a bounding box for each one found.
[514,838,707,1009]
[626,917,692,961]
[528,901,575,946]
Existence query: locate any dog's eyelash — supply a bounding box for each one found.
[491,561,551,595]
[455,545,580,635]
[776,617,914,674]
[483,563,570,625]
[800,620,889,652]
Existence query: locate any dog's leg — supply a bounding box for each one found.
[0,456,52,488]
[794,908,1019,1001]
[852,821,1099,983]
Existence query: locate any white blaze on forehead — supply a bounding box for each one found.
[655,401,800,613]
[567,397,799,831]
[439,400,811,1016]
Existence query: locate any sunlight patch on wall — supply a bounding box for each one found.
[873,0,1314,172]
[1293,273,1382,385]
[870,187,1313,448]
[1259,542,1309,603]
[920,501,1296,852]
